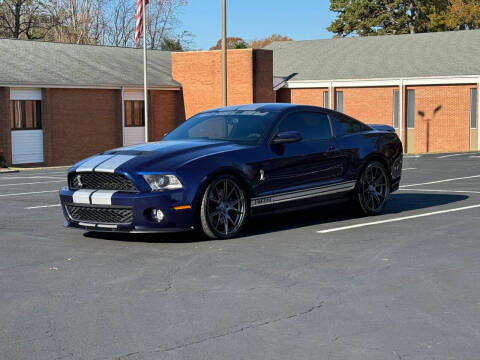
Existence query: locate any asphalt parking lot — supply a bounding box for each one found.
[1,153,480,360]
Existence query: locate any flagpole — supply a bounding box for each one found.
[222,0,227,107]
[142,0,149,143]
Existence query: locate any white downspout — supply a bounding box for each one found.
[121,86,125,147]
[477,77,480,151]
[399,79,404,147]
[329,81,334,110]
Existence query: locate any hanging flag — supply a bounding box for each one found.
[134,0,149,43]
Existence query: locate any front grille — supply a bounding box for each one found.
[69,172,137,192]
[66,204,133,224]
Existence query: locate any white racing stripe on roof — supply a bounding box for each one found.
[76,155,115,172]
[72,189,95,204]
[94,155,136,173]
[90,190,116,205]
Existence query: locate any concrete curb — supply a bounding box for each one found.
[0,168,20,174]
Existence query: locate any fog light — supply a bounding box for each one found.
[151,209,164,222]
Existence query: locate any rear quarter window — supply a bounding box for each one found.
[332,114,371,137]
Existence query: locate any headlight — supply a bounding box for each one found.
[142,174,183,191]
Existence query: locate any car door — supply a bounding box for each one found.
[251,111,346,207]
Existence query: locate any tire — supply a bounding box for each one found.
[199,175,249,239]
[354,161,390,215]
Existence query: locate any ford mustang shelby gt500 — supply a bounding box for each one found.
[60,103,403,239]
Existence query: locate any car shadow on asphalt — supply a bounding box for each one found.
[246,193,468,237]
[83,193,468,243]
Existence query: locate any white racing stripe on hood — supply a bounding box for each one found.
[72,189,95,204]
[76,155,115,172]
[94,155,136,173]
[91,190,116,205]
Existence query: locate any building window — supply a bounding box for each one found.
[323,91,329,108]
[124,100,145,127]
[336,91,343,113]
[407,89,415,128]
[10,100,42,130]
[471,88,478,129]
[393,90,400,128]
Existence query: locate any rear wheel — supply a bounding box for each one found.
[355,161,390,215]
[199,175,248,239]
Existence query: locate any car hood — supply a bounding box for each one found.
[72,140,250,173]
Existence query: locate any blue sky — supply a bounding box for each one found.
[181,0,336,50]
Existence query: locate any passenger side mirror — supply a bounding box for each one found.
[272,131,302,145]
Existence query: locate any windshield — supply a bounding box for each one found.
[163,110,277,146]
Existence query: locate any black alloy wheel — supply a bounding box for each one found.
[356,161,390,215]
[199,175,248,239]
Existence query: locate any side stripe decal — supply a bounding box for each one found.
[251,181,356,208]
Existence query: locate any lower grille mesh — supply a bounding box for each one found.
[66,204,133,224]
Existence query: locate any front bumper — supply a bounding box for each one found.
[59,187,195,233]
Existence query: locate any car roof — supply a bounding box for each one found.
[203,103,329,114]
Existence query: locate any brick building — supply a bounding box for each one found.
[0,30,479,166]
[268,30,480,154]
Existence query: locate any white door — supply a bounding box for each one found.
[123,90,146,147]
[11,130,44,164]
[10,88,44,164]
[124,126,145,146]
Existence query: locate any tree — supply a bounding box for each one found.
[0,0,58,39]
[210,36,248,50]
[250,34,292,48]
[328,0,450,36]
[104,0,135,47]
[160,36,182,50]
[0,0,192,49]
[145,0,192,50]
[437,0,480,30]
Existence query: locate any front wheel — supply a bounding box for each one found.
[354,161,390,215]
[199,175,249,239]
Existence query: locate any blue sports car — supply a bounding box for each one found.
[60,103,403,239]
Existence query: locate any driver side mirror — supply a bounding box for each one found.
[272,131,302,145]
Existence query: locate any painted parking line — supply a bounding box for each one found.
[437,153,466,159]
[0,175,64,180]
[25,204,61,210]
[0,190,58,197]
[400,174,480,188]
[317,204,480,234]
[0,180,65,187]
[402,168,417,171]
[400,188,480,195]
[0,170,68,176]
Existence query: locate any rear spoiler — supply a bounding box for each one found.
[369,124,396,133]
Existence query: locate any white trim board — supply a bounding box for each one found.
[285,76,480,89]
[2,84,181,91]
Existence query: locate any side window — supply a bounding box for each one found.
[277,112,332,141]
[333,114,371,136]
